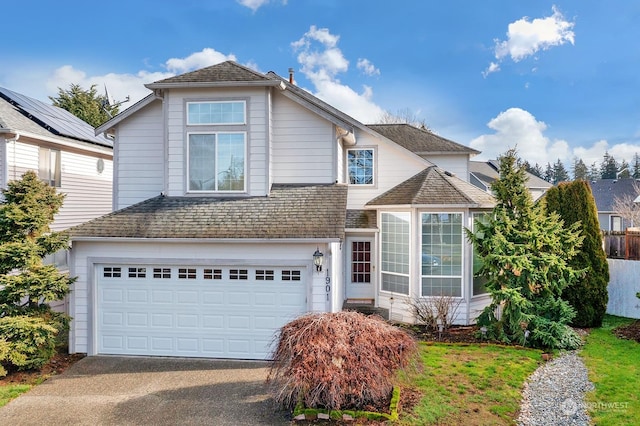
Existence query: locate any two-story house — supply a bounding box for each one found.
[0,87,113,271]
[67,61,495,360]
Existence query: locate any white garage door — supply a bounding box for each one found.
[96,264,307,359]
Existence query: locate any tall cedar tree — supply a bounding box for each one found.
[50,83,119,128]
[544,181,609,327]
[467,149,584,349]
[0,171,74,316]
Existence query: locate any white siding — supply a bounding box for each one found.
[115,100,164,209]
[272,94,335,184]
[53,151,113,231]
[5,139,112,231]
[164,88,269,197]
[345,132,427,210]
[69,240,334,355]
[421,154,470,180]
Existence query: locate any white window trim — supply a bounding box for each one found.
[39,147,61,188]
[186,131,247,193]
[471,211,490,297]
[419,211,464,298]
[186,100,246,126]
[346,147,376,186]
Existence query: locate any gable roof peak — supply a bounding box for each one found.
[146,60,280,89]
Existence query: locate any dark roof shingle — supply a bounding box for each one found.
[148,61,272,86]
[69,184,348,240]
[588,179,640,212]
[366,124,479,155]
[367,166,495,207]
[346,210,377,229]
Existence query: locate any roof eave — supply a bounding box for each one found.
[145,80,283,90]
[70,236,343,243]
[95,94,158,135]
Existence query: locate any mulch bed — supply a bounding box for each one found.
[0,352,85,386]
[613,320,640,343]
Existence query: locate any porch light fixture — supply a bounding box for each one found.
[313,248,324,272]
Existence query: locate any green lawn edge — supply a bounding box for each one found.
[293,385,400,421]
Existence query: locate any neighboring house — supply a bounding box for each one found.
[589,178,640,231]
[469,160,552,201]
[0,87,114,261]
[67,61,495,360]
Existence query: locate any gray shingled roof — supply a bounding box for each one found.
[588,179,640,212]
[366,124,479,156]
[367,166,495,207]
[470,160,552,190]
[147,61,276,87]
[69,184,348,240]
[346,210,377,229]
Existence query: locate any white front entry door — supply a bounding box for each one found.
[345,237,375,300]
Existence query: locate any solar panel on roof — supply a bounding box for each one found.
[0,87,112,148]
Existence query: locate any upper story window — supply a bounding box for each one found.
[347,149,374,185]
[187,101,246,125]
[39,148,61,187]
[188,132,246,192]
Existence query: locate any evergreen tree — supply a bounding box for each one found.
[545,181,609,327]
[588,162,600,181]
[552,159,570,184]
[600,151,618,179]
[633,153,640,179]
[50,84,119,128]
[618,159,631,179]
[467,149,583,349]
[572,158,589,181]
[543,162,554,183]
[0,171,75,372]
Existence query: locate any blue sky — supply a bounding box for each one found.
[3,0,640,169]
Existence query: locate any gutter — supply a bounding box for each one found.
[0,128,112,157]
[69,237,343,244]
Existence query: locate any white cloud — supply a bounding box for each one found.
[469,107,570,165]
[471,108,640,169]
[482,62,500,78]
[357,58,380,76]
[236,0,268,12]
[292,25,385,123]
[486,6,575,75]
[165,48,236,74]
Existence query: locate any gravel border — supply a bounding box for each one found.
[517,351,594,426]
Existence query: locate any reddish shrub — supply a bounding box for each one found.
[267,311,417,411]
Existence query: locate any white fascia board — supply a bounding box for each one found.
[2,129,112,157]
[70,237,342,244]
[365,204,488,210]
[145,81,283,90]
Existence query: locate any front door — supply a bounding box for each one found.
[346,237,375,300]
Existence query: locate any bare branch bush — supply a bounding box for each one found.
[407,294,463,330]
[612,180,640,228]
[267,311,417,412]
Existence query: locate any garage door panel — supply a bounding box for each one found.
[97,265,307,359]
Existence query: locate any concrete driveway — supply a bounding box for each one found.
[0,356,291,425]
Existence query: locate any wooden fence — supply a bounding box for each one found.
[603,229,640,260]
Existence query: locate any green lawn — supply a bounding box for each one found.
[580,315,640,426]
[0,384,32,407]
[397,342,542,425]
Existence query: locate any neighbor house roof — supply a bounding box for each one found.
[0,87,113,149]
[69,184,348,240]
[588,179,640,212]
[366,124,479,156]
[367,166,495,208]
[469,160,552,191]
